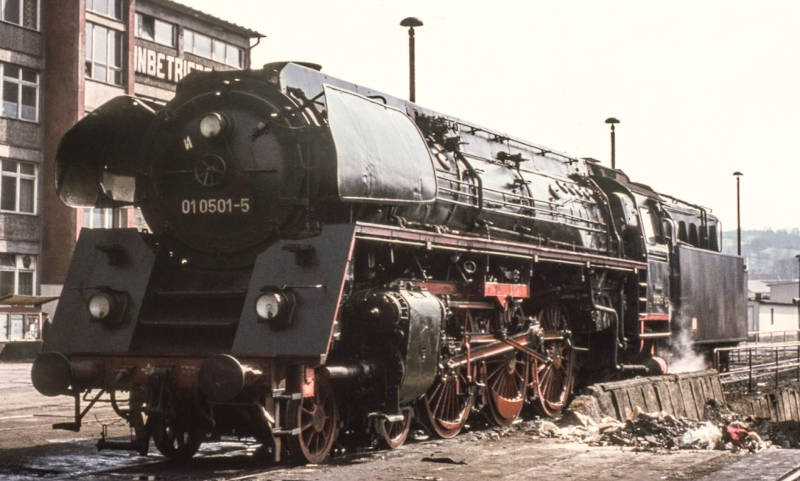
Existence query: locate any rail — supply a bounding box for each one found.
[714,341,800,392]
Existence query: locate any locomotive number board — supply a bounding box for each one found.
[179,197,252,215]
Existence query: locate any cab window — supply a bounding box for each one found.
[678,221,688,242]
[639,206,661,244]
[709,224,720,251]
[612,193,638,227]
[688,224,699,246]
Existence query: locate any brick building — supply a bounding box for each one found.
[0,0,262,341]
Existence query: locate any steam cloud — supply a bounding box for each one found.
[666,326,708,373]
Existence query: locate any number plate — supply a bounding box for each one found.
[179,198,252,215]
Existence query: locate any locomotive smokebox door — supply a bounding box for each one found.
[233,224,357,357]
[324,85,437,204]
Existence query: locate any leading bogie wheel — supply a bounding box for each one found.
[149,414,203,460]
[375,407,413,449]
[290,376,339,464]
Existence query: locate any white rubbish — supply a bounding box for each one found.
[679,422,722,450]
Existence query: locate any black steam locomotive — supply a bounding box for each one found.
[31,62,746,463]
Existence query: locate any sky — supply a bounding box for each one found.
[180,0,800,231]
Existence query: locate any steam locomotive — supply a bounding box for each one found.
[31,62,746,463]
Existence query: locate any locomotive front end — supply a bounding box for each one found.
[34,68,350,460]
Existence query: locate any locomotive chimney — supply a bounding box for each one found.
[604,117,620,170]
[400,17,423,103]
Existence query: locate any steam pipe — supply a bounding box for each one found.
[320,362,375,380]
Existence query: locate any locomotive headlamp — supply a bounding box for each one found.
[199,112,227,139]
[256,293,283,321]
[255,291,294,329]
[88,293,113,320]
[86,290,128,326]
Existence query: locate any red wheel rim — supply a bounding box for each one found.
[375,408,413,449]
[422,369,473,438]
[485,356,527,426]
[532,345,574,416]
[293,377,338,464]
[531,303,575,417]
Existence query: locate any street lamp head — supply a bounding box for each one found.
[400,17,423,28]
[605,117,620,125]
[733,171,743,177]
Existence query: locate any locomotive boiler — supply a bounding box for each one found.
[31,62,747,463]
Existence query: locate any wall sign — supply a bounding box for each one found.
[135,45,213,84]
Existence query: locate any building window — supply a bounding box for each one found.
[0,159,36,213]
[86,0,122,20]
[135,13,176,47]
[1,0,38,30]
[86,22,124,85]
[82,207,128,229]
[1,63,38,122]
[0,254,35,296]
[184,29,243,68]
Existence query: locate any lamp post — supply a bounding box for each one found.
[400,17,423,103]
[733,171,743,256]
[795,254,800,337]
[604,117,620,169]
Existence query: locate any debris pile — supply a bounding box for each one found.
[455,396,796,454]
[751,421,800,449]
[509,402,769,453]
[595,410,724,450]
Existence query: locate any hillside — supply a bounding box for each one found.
[721,229,800,280]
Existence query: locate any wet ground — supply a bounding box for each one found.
[1,362,798,481]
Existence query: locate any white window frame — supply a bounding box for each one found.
[82,207,127,229]
[135,12,176,47]
[0,62,39,123]
[1,0,40,31]
[183,28,243,68]
[86,0,122,21]
[0,159,37,214]
[0,254,36,296]
[86,22,124,86]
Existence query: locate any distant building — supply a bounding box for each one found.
[747,279,799,338]
[0,0,262,342]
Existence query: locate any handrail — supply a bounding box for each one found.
[714,341,800,392]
